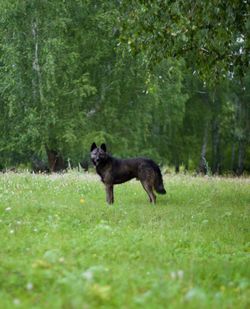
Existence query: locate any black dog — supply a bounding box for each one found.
[90,143,166,204]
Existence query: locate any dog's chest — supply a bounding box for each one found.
[96,165,113,184]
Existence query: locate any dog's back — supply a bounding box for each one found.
[110,157,153,184]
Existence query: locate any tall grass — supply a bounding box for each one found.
[0,172,249,308]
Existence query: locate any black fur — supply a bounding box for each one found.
[90,143,166,204]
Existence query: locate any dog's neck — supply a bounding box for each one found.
[96,154,112,171]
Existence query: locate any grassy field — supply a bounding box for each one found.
[0,172,249,309]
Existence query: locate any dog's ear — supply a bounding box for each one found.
[100,143,107,152]
[90,142,97,152]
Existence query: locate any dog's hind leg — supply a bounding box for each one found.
[105,184,114,204]
[140,181,156,204]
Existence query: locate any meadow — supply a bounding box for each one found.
[0,172,249,309]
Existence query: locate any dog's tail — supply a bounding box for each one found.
[153,163,166,194]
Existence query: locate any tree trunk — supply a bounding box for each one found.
[45,146,66,172]
[211,119,221,174]
[231,142,236,173]
[198,120,209,174]
[211,92,221,175]
[236,140,244,176]
[174,152,180,173]
[184,156,189,173]
[32,20,44,103]
[235,99,245,176]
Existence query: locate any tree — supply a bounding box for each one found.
[0,0,249,175]
[226,71,250,175]
[118,0,249,80]
[0,1,97,169]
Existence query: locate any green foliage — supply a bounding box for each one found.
[0,0,249,173]
[0,0,97,162]
[118,0,249,81]
[0,173,249,308]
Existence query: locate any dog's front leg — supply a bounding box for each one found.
[105,184,114,204]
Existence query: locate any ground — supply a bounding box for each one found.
[0,172,249,308]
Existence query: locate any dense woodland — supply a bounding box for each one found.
[0,1,249,175]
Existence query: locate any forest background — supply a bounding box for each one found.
[0,1,249,175]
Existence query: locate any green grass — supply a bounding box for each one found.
[0,172,249,309]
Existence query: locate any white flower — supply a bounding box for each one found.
[177,270,184,279]
[185,287,206,301]
[202,219,209,224]
[10,230,14,234]
[26,282,33,291]
[59,257,65,263]
[170,271,176,279]
[170,270,184,280]
[5,207,11,211]
[13,298,21,305]
[82,270,93,281]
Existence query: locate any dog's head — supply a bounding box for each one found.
[90,142,108,166]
